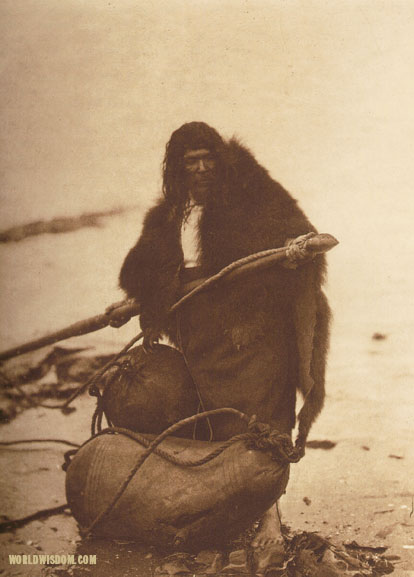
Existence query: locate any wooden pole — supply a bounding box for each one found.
[0,303,141,362]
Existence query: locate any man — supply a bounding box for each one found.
[119,122,330,561]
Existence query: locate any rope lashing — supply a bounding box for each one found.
[77,408,302,538]
[246,430,302,463]
[283,232,317,269]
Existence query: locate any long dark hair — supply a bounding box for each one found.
[162,122,229,213]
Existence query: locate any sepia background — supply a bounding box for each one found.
[0,0,413,574]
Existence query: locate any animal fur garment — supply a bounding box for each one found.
[120,138,330,446]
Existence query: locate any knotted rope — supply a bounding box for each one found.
[283,233,317,269]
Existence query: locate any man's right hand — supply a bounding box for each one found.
[105,298,139,328]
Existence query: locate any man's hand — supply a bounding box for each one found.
[143,326,162,353]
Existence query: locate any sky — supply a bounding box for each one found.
[1,0,413,226]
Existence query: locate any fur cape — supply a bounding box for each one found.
[120,138,325,335]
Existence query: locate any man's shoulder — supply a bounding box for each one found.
[225,138,298,209]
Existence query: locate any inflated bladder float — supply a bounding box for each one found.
[65,421,293,550]
[100,344,201,438]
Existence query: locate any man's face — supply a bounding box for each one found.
[183,148,216,204]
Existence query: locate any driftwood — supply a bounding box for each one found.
[0,233,338,363]
[0,304,141,363]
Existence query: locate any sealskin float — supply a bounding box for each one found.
[65,421,293,550]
